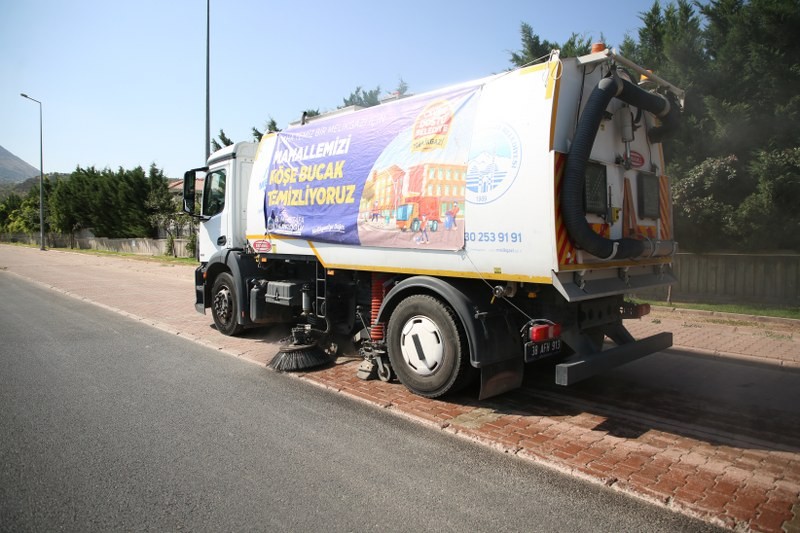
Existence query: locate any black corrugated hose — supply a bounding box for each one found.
[561,73,680,260]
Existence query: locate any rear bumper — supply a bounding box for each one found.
[555,331,673,385]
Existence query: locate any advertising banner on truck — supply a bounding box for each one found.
[263,83,482,251]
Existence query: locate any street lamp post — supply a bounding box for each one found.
[205,0,210,162]
[20,93,46,251]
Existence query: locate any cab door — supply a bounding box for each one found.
[198,165,230,262]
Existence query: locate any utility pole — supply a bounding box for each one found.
[20,93,46,251]
[205,0,211,163]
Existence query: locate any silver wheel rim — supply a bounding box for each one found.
[399,315,444,377]
[213,286,233,323]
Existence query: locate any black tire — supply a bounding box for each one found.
[410,218,421,232]
[429,220,439,232]
[211,272,244,336]
[386,294,473,398]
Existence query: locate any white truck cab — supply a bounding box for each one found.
[187,142,256,262]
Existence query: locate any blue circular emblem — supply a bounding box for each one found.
[465,123,521,204]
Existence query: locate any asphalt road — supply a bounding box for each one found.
[0,274,722,532]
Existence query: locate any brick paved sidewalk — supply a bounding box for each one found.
[628,307,800,369]
[2,245,798,532]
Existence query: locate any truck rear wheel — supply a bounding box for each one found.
[211,272,243,336]
[386,294,472,398]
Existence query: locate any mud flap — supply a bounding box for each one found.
[479,356,524,400]
[194,265,206,314]
[555,331,672,386]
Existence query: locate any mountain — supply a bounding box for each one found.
[0,145,39,184]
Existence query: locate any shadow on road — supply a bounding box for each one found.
[442,349,800,453]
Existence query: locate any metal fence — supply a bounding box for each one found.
[637,252,800,307]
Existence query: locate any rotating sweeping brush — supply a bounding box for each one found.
[268,325,334,372]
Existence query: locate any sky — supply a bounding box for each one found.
[1,0,656,179]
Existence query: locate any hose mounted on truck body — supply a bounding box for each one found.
[561,61,682,261]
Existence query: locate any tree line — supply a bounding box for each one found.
[509,0,799,252]
[0,164,190,249]
[625,0,800,251]
[2,0,798,252]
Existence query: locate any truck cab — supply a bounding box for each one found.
[183,142,257,321]
[184,142,256,262]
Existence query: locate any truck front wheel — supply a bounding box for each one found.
[211,272,244,336]
[386,294,472,398]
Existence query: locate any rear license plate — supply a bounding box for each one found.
[524,339,562,363]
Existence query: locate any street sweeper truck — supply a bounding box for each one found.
[183,46,683,399]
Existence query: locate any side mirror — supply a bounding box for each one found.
[182,167,206,215]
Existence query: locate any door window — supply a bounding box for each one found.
[203,169,226,217]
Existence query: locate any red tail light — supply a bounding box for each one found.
[529,323,561,342]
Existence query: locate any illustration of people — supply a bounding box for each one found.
[418,214,430,244]
[446,201,460,230]
[371,200,380,222]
